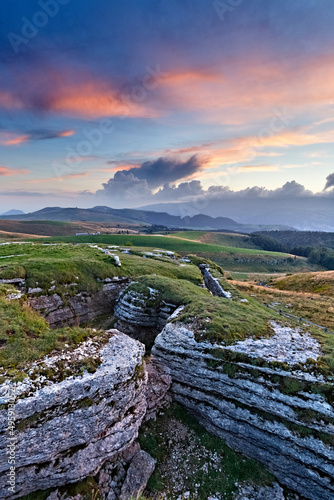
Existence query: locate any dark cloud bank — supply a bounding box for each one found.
[93,159,334,231]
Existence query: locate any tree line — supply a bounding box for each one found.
[251,231,334,270]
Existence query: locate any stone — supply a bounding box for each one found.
[120,450,156,500]
[114,284,176,348]
[233,481,286,500]
[120,441,141,463]
[199,264,232,299]
[28,281,129,328]
[0,331,147,499]
[152,322,334,500]
[144,361,172,421]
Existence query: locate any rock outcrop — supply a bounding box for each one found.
[119,450,156,500]
[144,361,172,421]
[152,322,334,500]
[0,331,147,499]
[114,284,176,348]
[199,264,232,298]
[29,280,129,327]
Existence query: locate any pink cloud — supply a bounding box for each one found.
[0,166,30,176]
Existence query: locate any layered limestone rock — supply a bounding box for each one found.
[28,280,129,327]
[0,331,147,499]
[144,361,172,421]
[114,284,176,348]
[152,322,334,500]
[199,264,232,298]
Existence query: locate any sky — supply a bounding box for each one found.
[0,0,334,213]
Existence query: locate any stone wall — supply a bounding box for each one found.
[152,322,334,500]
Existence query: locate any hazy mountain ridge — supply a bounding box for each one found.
[140,197,334,232]
[1,209,25,216]
[0,206,293,233]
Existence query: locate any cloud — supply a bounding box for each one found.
[0,166,30,176]
[96,171,151,201]
[154,180,204,201]
[95,156,204,202]
[48,80,159,119]
[0,68,160,120]
[118,155,204,189]
[28,129,75,141]
[324,172,334,190]
[231,165,280,173]
[0,130,75,146]
[157,54,334,124]
[0,133,29,146]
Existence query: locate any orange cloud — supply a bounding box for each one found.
[0,133,29,146]
[49,81,159,119]
[58,130,75,138]
[101,163,141,173]
[231,165,280,173]
[158,54,334,124]
[0,166,30,176]
[0,91,23,110]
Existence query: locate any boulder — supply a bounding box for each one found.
[0,331,147,499]
[120,450,156,500]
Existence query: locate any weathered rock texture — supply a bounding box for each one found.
[152,323,334,500]
[199,264,232,298]
[120,450,156,500]
[29,281,129,327]
[0,331,147,499]
[114,285,176,348]
[144,361,172,421]
[233,481,285,500]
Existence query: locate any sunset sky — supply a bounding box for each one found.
[0,0,334,212]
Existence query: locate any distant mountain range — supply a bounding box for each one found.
[1,209,25,216]
[141,196,334,232]
[0,206,293,233]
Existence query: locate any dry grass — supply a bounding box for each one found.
[273,271,334,297]
[232,281,334,329]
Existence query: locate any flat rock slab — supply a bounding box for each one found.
[226,321,321,365]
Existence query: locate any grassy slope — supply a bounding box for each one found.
[274,271,334,297]
[0,286,104,375]
[48,234,289,256]
[1,241,332,374]
[0,220,140,238]
[0,243,202,294]
[47,234,318,273]
[134,275,277,344]
[232,281,334,373]
[171,230,260,249]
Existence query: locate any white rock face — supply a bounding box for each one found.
[152,322,334,500]
[0,331,147,499]
[223,321,322,365]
